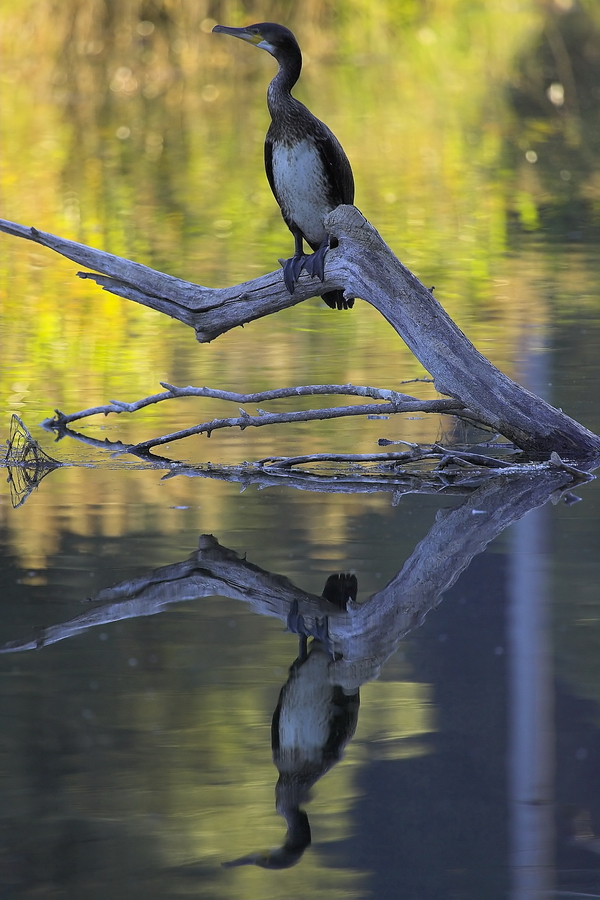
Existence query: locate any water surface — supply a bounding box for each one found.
[1,2,600,898]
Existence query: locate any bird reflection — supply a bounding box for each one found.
[223,573,360,869]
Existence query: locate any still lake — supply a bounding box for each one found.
[1,2,600,898]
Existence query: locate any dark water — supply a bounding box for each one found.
[2,3,600,898]
[1,360,600,899]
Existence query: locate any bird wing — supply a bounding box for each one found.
[313,127,355,208]
[264,136,276,201]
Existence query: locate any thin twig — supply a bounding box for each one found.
[40,380,469,455]
[125,399,464,453]
[257,450,429,469]
[42,379,436,428]
[432,444,515,469]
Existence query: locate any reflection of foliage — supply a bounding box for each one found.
[508,1,600,238]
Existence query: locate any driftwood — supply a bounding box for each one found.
[2,207,599,459]
[0,468,582,689]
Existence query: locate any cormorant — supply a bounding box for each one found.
[222,574,359,869]
[213,22,355,310]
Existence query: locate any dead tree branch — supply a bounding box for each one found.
[2,209,599,458]
[38,378,482,458]
[41,378,446,429]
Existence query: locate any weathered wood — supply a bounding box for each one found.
[2,209,599,458]
[0,218,303,334]
[324,209,600,458]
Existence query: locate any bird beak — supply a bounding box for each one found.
[212,24,277,55]
[212,25,263,46]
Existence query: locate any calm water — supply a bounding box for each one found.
[2,2,600,898]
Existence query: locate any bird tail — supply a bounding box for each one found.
[321,290,354,310]
[321,573,358,608]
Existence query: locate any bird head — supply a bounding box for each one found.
[212,22,300,63]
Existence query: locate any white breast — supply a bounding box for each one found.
[271,139,331,246]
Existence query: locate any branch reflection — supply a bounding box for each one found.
[0,467,587,870]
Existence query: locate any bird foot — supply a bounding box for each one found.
[303,235,330,282]
[282,253,307,294]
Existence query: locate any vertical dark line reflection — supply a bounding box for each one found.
[508,328,555,899]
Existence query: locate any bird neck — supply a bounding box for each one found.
[267,51,302,117]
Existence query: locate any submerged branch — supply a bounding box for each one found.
[12,408,591,505]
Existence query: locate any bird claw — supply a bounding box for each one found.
[282,235,332,293]
[282,254,307,294]
[303,236,330,282]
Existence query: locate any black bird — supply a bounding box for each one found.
[213,22,355,310]
[222,574,359,869]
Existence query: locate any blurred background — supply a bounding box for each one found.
[1,1,600,897]
[2,0,600,407]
